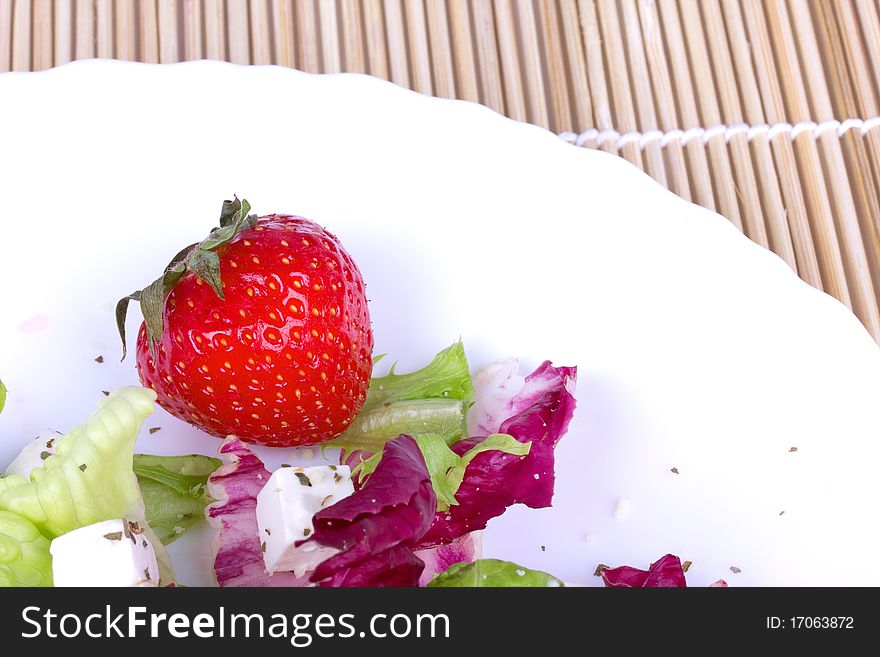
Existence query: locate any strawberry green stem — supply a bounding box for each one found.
[115,196,257,361]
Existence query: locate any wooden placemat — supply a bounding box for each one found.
[2,0,879,341]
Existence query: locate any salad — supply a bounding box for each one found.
[0,198,692,587]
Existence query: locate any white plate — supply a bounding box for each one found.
[1,61,879,586]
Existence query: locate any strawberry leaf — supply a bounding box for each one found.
[115,196,257,359]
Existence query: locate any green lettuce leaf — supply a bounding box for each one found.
[428,559,564,587]
[0,386,156,537]
[0,510,52,587]
[0,386,176,584]
[325,342,475,453]
[353,433,530,512]
[133,454,220,545]
[0,379,6,414]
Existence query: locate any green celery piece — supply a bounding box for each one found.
[133,454,221,545]
[325,341,475,453]
[0,510,52,587]
[428,559,564,588]
[328,399,466,453]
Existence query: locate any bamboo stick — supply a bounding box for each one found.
[742,0,821,286]
[721,0,797,263]
[404,0,433,94]
[537,0,574,133]
[340,0,366,73]
[676,1,742,231]
[95,0,113,59]
[720,0,763,123]
[864,125,880,212]
[655,0,716,209]
[226,0,250,65]
[619,1,666,187]
[447,0,479,102]
[832,0,879,117]
[426,0,456,98]
[362,0,389,78]
[54,0,73,66]
[31,0,51,70]
[11,0,31,71]
[840,127,880,339]
[811,0,857,119]
[157,0,179,62]
[183,0,203,61]
[559,0,592,134]
[790,0,878,326]
[115,0,136,61]
[816,124,880,336]
[204,0,226,61]
[0,0,12,72]
[762,0,848,301]
[296,0,321,73]
[74,0,94,59]
[786,0,834,119]
[249,0,272,65]
[635,0,691,200]
[493,0,528,122]
[318,0,340,72]
[595,0,643,170]
[514,0,548,127]
[471,0,505,114]
[383,0,410,87]
[578,0,611,132]
[140,0,159,63]
[272,0,295,67]
[699,0,768,246]
[854,0,880,101]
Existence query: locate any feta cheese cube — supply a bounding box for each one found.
[256,465,355,576]
[5,430,61,478]
[50,519,160,587]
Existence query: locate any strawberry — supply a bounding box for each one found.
[117,198,373,447]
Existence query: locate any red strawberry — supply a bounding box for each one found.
[117,198,373,447]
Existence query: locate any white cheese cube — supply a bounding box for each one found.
[50,519,160,587]
[256,465,355,576]
[5,430,61,478]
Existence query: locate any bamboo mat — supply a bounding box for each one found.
[1,1,879,342]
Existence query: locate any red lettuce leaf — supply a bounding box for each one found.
[205,437,308,587]
[306,435,436,587]
[415,532,482,587]
[417,362,576,547]
[600,554,687,588]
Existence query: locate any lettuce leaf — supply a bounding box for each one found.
[415,532,481,587]
[325,342,474,452]
[0,510,52,587]
[353,433,530,512]
[0,379,6,414]
[0,387,156,537]
[305,435,436,587]
[428,559,564,587]
[133,454,220,545]
[0,387,176,584]
[599,554,687,587]
[205,438,310,587]
[418,361,577,547]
